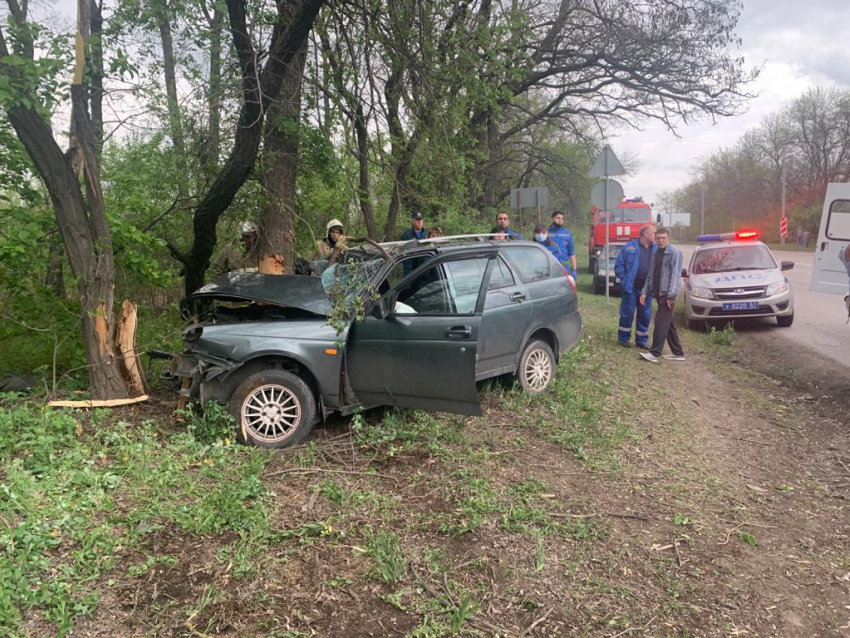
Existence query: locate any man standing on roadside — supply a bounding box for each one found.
[548,210,577,278]
[493,211,525,240]
[615,224,656,348]
[639,227,685,362]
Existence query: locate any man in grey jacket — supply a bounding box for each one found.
[639,228,685,362]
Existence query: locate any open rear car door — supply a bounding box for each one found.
[811,183,850,295]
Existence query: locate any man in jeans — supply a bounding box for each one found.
[639,228,685,362]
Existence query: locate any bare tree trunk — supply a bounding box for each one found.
[89,0,104,156]
[0,0,130,399]
[155,0,189,196]
[353,104,377,239]
[258,40,308,275]
[182,0,325,297]
[200,0,222,172]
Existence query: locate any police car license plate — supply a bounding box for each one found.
[722,301,759,311]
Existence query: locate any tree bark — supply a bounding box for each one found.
[258,39,308,275]
[0,6,130,399]
[183,0,325,297]
[155,0,189,196]
[89,0,104,156]
[205,5,223,171]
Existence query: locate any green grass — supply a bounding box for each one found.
[0,399,274,637]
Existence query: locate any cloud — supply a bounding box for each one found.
[610,0,850,207]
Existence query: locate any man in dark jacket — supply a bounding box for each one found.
[614,224,656,348]
[639,228,685,362]
[493,212,525,240]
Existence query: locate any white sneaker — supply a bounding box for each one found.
[662,354,686,361]
[640,352,659,363]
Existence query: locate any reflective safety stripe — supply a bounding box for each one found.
[635,330,649,336]
[618,326,631,333]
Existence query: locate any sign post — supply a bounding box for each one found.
[589,145,626,303]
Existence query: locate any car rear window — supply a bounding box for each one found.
[502,246,550,283]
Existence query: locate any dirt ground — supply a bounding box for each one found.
[55,307,850,638]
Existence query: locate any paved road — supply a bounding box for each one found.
[679,245,848,368]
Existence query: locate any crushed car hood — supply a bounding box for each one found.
[190,272,333,316]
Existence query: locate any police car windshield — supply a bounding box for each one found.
[692,245,776,275]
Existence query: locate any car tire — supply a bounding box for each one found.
[229,369,316,449]
[516,339,556,395]
[776,313,794,328]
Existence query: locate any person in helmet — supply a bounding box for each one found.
[316,219,347,260]
[213,222,260,276]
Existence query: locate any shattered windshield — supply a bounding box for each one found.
[321,254,385,301]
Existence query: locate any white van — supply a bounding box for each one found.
[810,183,850,297]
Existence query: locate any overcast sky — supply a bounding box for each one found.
[612,0,850,207]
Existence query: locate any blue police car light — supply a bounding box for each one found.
[697,229,761,243]
[697,233,724,243]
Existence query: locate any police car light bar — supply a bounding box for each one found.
[697,229,761,243]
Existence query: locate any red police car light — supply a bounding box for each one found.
[735,229,760,240]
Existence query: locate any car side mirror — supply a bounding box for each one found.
[656,213,662,224]
[371,298,390,319]
[681,268,688,278]
[781,261,794,271]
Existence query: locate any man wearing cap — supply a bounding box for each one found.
[548,211,576,278]
[493,212,524,240]
[316,218,347,261]
[213,222,260,276]
[400,212,429,242]
[400,213,429,275]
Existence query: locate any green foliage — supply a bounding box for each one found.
[366,529,407,583]
[0,402,274,637]
[707,323,737,348]
[739,531,758,547]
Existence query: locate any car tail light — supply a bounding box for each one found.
[565,270,577,294]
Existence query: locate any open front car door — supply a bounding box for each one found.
[346,253,495,416]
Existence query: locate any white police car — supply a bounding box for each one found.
[683,230,795,329]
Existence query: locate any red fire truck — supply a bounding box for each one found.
[587,197,654,272]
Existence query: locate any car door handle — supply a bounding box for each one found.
[509,292,526,302]
[445,325,472,339]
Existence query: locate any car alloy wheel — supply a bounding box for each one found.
[242,383,302,444]
[229,369,316,449]
[517,339,556,394]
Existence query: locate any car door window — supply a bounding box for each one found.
[827,200,850,240]
[395,258,488,315]
[503,246,551,283]
[487,257,515,290]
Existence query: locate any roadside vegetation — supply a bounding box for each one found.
[3,277,847,637]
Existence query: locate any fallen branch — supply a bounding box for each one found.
[48,394,149,408]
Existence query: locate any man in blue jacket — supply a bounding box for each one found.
[548,211,576,278]
[614,224,656,348]
[493,211,525,240]
[639,228,685,362]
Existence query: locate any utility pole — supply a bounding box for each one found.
[780,165,787,245]
[700,183,706,235]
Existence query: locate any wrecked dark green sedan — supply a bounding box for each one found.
[172,237,582,448]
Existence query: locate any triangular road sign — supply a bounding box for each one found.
[589,145,626,178]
